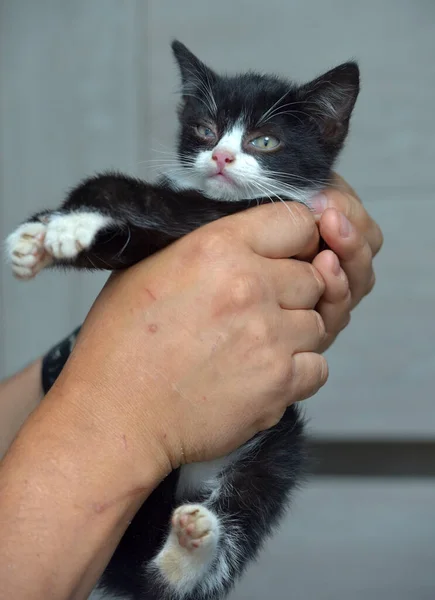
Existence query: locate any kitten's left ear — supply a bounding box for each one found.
[301,62,360,146]
[171,40,217,95]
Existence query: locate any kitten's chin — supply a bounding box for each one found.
[201,178,245,202]
[164,169,263,202]
[201,175,271,202]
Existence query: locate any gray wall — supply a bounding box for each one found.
[1,2,434,599]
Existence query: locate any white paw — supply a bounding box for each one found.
[44,212,112,259]
[6,222,53,280]
[153,504,220,589]
[172,504,219,552]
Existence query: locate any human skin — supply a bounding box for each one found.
[0,201,329,600]
[0,178,383,599]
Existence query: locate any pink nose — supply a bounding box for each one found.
[212,149,235,171]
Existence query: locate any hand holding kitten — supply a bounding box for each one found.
[56,200,332,476]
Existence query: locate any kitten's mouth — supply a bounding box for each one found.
[209,172,234,185]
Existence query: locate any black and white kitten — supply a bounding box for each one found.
[6,41,359,600]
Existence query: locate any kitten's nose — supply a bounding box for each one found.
[212,149,235,171]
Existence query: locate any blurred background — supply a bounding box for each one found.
[1,1,434,598]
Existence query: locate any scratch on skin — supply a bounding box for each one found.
[144,287,156,302]
[92,485,151,515]
[122,434,128,450]
[148,323,158,333]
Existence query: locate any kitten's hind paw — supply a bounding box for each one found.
[153,504,220,592]
[44,211,113,260]
[172,504,219,552]
[6,222,53,280]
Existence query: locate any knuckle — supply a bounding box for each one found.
[349,235,373,267]
[312,310,327,342]
[271,353,292,385]
[307,263,325,296]
[227,274,264,310]
[329,272,350,303]
[342,289,352,309]
[338,308,351,333]
[366,271,376,295]
[318,355,329,386]
[189,229,231,261]
[246,314,271,344]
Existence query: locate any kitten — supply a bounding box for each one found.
[6,41,359,600]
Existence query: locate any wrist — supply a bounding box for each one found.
[46,369,171,496]
[0,374,168,599]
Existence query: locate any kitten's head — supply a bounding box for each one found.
[169,40,359,203]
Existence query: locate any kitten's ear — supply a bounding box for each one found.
[301,62,360,146]
[171,40,217,94]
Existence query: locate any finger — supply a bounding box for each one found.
[313,250,351,351]
[312,250,349,304]
[282,309,326,353]
[309,183,383,257]
[288,352,329,402]
[318,209,374,309]
[223,201,319,260]
[267,258,325,309]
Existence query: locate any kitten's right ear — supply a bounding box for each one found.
[171,40,217,95]
[301,61,360,147]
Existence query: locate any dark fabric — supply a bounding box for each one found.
[41,326,81,394]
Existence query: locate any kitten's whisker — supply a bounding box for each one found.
[114,225,132,259]
[256,89,293,127]
[258,100,325,126]
[182,92,215,117]
[250,180,282,212]
[251,176,310,214]
[149,148,178,155]
[261,170,332,188]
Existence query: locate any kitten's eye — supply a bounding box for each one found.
[195,125,216,140]
[250,135,280,151]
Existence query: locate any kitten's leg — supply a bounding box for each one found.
[43,211,114,260]
[149,408,305,600]
[152,504,220,595]
[6,171,255,277]
[6,210,118,278]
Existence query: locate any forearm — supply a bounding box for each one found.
[0,359,44,458]
[0,376,164,600]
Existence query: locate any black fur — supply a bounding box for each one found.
[18,41,359,599]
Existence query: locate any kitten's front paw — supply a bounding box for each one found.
[153,504,220,590]
[6,222,53,279]
[44,212,112,259]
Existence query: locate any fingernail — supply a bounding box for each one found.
[331,253,341,276]
[309,193,328,214]
[339,213,353,238]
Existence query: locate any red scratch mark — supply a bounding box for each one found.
[144,287,156,301]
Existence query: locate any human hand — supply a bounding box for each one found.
[309,173,383,351]
[56,202,329,483]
